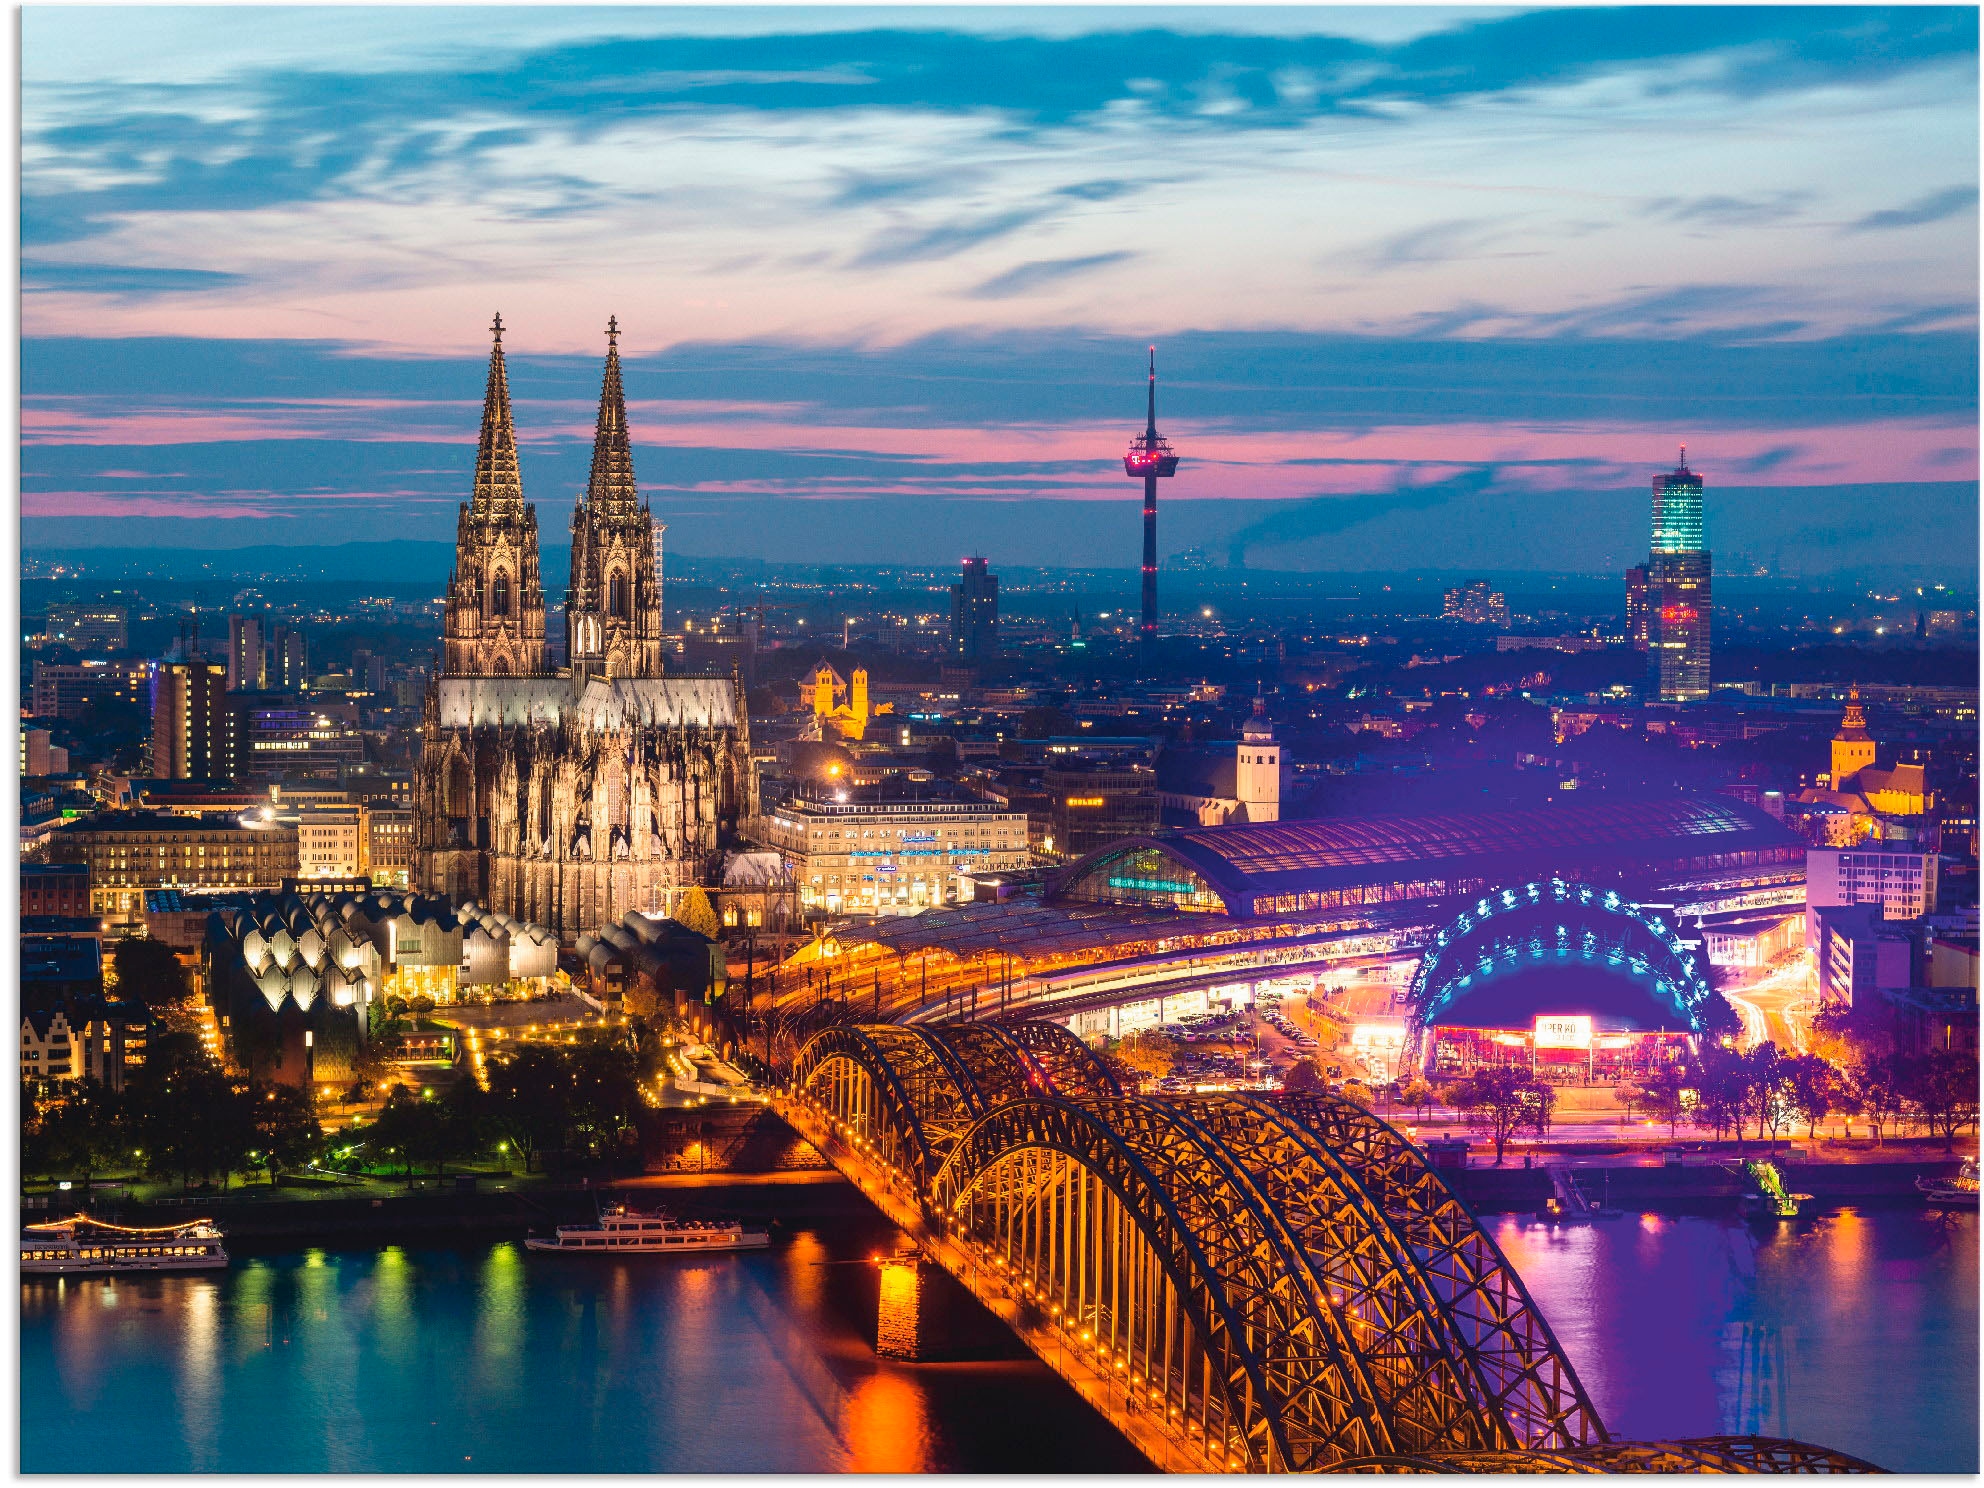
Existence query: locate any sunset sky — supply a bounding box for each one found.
[20,6,1980,574]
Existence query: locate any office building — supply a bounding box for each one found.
[20,728,68,777]
[1047,761,1161,858]
[269,625,310,691]
[49,811,299,929]
[31,659,149,720]
[1815,904,1915,1009]
[951,556,1000,661]
[290,803,372,880]
[22,863,92,918]
[227,615,267,691]
[149,661,237,781]
[1640,449,1712,701]
[1442,580,1508,626]
[1624,566,1650,649]
[242,705,365,778]
[42,604,128,651]
[1806,846,1939,946]
[758,786,1029,916]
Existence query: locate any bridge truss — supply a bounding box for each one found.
[779,1020,1880,1475]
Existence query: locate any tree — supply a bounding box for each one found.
[1641,1064,1690,1138]
[676,887,722,943]
[1018,706,1078,739]
[1614,1080,1646,1127]
[109,937,190,1009]
[129,1062,256,1191]
[1111,1031,1175,1085]
[251,1082,325,1179]
[484,1045,572,1173]
[1853,1055,1910,1146]
[1782,1055,1841,1142]
[1747,1044,1798,1148]
[1907,1048,1980,1152]
[1692,1044,1752,1144]
[565,1039,644,1160]
[1397,1077,1436,1122]
[26,1080,127,1194]
[366,1088,456,1179]
[1281,1059,1325,1093]
[1442,1067,1554,1165]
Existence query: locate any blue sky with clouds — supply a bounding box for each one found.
[19,6,1980,574]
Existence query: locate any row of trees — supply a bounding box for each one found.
[23,1036,322,1193]
[1644,1043,1979,1151]
[23,1027,658,1192]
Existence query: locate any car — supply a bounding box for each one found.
[1325,1065,1342,1077]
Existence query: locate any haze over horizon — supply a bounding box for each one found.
[20,6,1979,577]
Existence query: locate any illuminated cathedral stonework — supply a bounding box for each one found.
[414,316,752,940]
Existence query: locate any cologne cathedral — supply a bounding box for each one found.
[413,316,753,941]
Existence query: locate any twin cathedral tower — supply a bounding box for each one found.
[414,317,752,940]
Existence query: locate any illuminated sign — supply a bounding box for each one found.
[1065,796,1106,807]
[1350,1022,1406,1051]
[1108,876,1197,895]
[1533,1014,1593,1050]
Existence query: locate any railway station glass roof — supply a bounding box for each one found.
[1051,796,1799,914]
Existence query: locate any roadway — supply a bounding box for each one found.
[1719,960,1820,1054]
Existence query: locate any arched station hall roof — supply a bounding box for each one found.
[1049,795,1802,919]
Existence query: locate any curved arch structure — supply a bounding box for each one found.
[1406,878,1717,1041]
[781,1020,1876,1475]
[1336,1437,1886,1473]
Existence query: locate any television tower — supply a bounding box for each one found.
[1123,346,1180,659]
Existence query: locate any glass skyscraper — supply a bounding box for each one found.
[1641,450,1711,702]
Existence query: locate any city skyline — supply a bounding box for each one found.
[20,6,1979,575]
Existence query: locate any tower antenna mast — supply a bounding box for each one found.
[1123,345,1180,666]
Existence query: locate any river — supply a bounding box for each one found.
[21,1205,1975,1473]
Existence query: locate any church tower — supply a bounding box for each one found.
[442,314,548,677]
[1236,694,1281,824]
[1831,686,1877,787]
[566,318,663,680]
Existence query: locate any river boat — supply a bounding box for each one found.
[1917,1158,1979,1209]
[525,1204,770,1255]
[21,1214,228,1275]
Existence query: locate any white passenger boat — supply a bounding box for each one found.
[21,1214,229,1274]
[1917,1157,1980,1209]
[525,1204,770,1254]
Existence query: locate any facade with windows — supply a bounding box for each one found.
[759,791,1029,916]
[1805,846,1938,948]
[49,812,299,929]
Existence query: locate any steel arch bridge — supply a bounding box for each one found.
[777,1020,1878,1475]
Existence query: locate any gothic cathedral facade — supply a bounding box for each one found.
[414,316,753,941]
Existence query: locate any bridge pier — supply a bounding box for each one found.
[875,1255,929,1359]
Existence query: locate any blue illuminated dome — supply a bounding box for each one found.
[1405,879,1734,1038]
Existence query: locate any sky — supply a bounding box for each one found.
[19,5,1981,575]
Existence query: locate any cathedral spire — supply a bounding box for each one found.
[565,318,662,680]
[472,312,523,515]
[582,316,640,516]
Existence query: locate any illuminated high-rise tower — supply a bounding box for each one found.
[1123,347,1180,659]
[1645,447,1711,702]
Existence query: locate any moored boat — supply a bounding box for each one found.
[1917,1158,1979,1209]
[21,1214,229,1275]
[525,1204,770,1254]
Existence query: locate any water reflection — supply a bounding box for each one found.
[22,1209,1968,1473]
[843,1369,933,1472]
[1490,1207,1977,1472]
